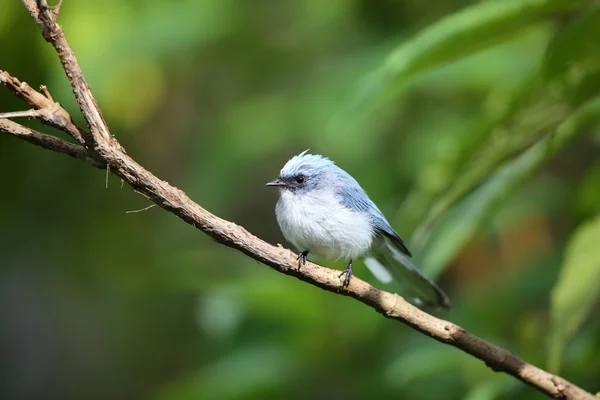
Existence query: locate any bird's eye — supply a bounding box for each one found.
[295,175,305,184]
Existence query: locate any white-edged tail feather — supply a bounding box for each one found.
[364,257,393,283]
[368,239,451,310]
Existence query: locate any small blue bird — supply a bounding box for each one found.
[266,151,450,310]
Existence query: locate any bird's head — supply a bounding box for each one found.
[266,150,334,194]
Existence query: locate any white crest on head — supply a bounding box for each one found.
[279,150,334,179]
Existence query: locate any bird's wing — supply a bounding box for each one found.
[334,167,412,257]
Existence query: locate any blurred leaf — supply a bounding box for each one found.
[418,96,600,276]
[396,72,542,235]
[411,90,567,250]
[342,0,588,119]
[549,215,600,372]
[418,135,547,276]
[409,27,549,92]
[544,9,600,105]
[544,9,600,79]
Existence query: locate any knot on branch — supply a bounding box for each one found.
[551,376,569,399]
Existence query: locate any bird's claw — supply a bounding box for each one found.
[338,261,353,288]
[297,251,308,270]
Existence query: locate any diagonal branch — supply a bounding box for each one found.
[0,1,594,399]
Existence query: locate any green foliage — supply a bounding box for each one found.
[544,9,600,105]
[342,0,589,119]
[1,0,600,399]
[549,215,600,372]
[420,96,600,276]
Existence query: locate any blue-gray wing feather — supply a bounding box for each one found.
[334,166,412,256]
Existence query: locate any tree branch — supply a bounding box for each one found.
[0,1,593,399]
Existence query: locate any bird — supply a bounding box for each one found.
[266,150,451,310]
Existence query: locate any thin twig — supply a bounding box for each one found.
[126,204,156,214]
[0,110,42,119]
[39,85,53,101]
[3,1,596,399]
[0,70,85,144]
[0,118,102,167]
[50,0,63,21]
[133,189,152,200]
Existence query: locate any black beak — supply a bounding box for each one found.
[266,178,285,187]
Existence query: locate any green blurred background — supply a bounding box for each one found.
[1,0,600,399]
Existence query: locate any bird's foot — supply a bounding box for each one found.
[338,260,353,288]
[297,251,308,270]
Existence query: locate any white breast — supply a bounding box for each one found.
[275,189,374,260]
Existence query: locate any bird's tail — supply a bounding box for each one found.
[364,241,451,310]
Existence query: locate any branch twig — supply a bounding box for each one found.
[126,204,156,214]
[1,70,85,144]
[0,1,594,399]
[0,118,102,167]
[0,109,42,119]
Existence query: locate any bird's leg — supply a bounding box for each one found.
[338,259,353,288]
[297,250,308,270]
